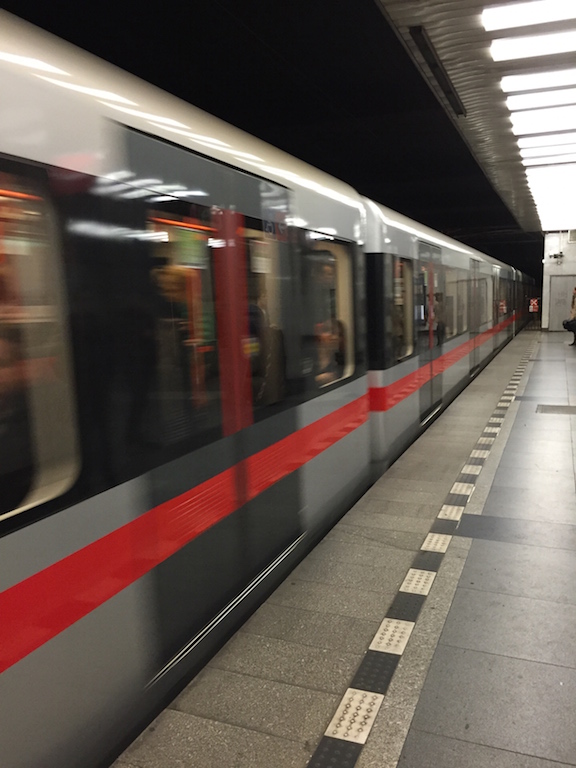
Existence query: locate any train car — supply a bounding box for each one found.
[0,12,533,768]
[364,201,533,474]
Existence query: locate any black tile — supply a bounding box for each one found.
[458,473,479,485]
[430,519,460,535]
[454,513,576,550]
[412,551,444,572]
[465,457,485,466]
[444,493,470,507]
[350,650,399,695]
[307,737,363,768]
[386,592,426,621]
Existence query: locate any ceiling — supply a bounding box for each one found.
[0,1,550,278]
[377,0,576,235]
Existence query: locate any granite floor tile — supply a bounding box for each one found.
[114,710,308,768]
[480,486,576,523]
[492,466,575,492]
[410,646,576,764]
[208,633,362,694]
[398,729,574,768]
[241,602,379,654]
[440,587,576,668]
[346,507,436,535]
[497,448,574,473]
[324,522,425,553]
[461,540,576,604]
[319,525,425,555]
[173,667,337,744]
[291,548,413,593]
[347,498,441,520]
[267,577,395,621]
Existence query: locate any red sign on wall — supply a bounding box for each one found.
[529,298,539,312]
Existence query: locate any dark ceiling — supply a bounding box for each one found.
[3,0,544,279]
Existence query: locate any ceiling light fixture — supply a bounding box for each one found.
[507,87,576,111]
[510,104,576,134]
[491,30,576,61]
[518,131,576,147]
[482,0,576,32]
[501,68,576,93]
[521,142,576,156]
[522,154,576,165]
[526,163,576,229]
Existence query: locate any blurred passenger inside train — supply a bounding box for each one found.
[434,292,445,347]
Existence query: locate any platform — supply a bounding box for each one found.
[113,329,576,768]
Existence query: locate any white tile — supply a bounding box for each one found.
[421,533,452,553]
[477,436,495,445]
[400,568,436,595]
[369,618,415,654]
[451,482,475,496]
[489,417,504,424]
[325,689,384,744]
[497,402,511,408]
[438,504,465,520]
[483,426,500,434]
[462,464,482,475]
[471,449,490,459]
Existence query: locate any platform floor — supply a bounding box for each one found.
[113,329,576,768]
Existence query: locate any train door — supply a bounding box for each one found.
[417,242,443,423]
[549,275,575,330]
[469,259,481,374]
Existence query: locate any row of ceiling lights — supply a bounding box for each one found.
[482,0,576,231]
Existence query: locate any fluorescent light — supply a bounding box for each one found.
[36,76,136,104]
[522,153,576,165]
[507,87,576,111]
[521,142,576,156]
[526,163,576,229]
[518,131,576,147]
[510,105,576,134]
[491,30,576,61]
[482,1,576,31]
[0,51,68,74]
[502,68,576,93]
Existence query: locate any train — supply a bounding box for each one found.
[0,12,535,768]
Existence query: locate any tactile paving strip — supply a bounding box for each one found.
[350,652,400,695]
[421,533,452,553]
[369,618,415,654]
[307,737,363,768]
[305,339,537,767]
[399,568,436,595]
[324,689,384,744]
[438,504,465,520]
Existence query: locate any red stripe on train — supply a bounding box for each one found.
[0,394,368,673]
[369,315,516,412]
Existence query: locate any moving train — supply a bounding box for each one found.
[0,12,534,768]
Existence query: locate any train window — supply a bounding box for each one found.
[0,170,78,521]
[147,208,221,446]
[392,257,414,360]
[302,234,355,387]
[445,269,469,338]
[478,278,489,325]
[458,269,468,333]
[244,222,286,410]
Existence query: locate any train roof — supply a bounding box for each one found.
[0,11,362,214]
[0,11,529,280]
